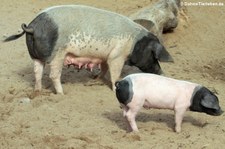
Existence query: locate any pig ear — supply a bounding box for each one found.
[201,95,220,110]
[152,43,174,62]
[133,19,155,31]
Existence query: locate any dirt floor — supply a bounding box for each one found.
[0,0,225,148]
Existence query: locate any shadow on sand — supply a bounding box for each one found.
[103,110,206,132]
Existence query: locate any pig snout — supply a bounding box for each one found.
[212,108,224,116]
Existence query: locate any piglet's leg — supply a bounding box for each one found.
[49,57,64,94]
[34,59,44,92]
[121,106,132,132]
[125,108,139,132]
[174,107,186,133]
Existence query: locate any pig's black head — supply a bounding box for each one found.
[126,33,173,74]
[190,86,223,116]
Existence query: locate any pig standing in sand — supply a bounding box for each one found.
[115,73,223,132]
[4,5,173,94]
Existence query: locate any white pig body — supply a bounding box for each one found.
[129,73,197,110]
[115,73,223,133]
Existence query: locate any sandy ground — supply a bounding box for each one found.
[0,0,225,148]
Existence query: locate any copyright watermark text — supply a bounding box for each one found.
[181,1,224,6]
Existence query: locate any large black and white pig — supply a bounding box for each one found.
[115,73,223,132]
[4,5,173,94]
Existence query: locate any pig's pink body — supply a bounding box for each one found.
[120,73,199,133]
[64,53,102,71]
[129,74,197,109]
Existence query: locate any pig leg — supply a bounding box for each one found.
[33,59,44,92]
[107,57,124,91]
[174,108,186,133]
[49,56,64,94]
[121,105,132,132]
[125,108,139,132]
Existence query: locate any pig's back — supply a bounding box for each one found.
[42,5,147,40]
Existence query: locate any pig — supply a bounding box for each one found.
[4,5,173,94]
[115,73,223,133]
[129,0,180,42]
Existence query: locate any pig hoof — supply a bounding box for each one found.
[56,91,64,95]
[131,130,139,133]
[175,127,181,133]
[128,128,139,133]
[29,90,41,99]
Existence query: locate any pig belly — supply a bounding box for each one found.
[143,99,174,110]
[64,53,102,71]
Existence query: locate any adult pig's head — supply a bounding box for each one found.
[126,33,173,74]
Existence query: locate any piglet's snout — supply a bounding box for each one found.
[214,108,224,116]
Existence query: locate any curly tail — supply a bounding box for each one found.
[3,23,34,42]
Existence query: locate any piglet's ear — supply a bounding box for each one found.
[152,43,174,62]
[201,95,220,110]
